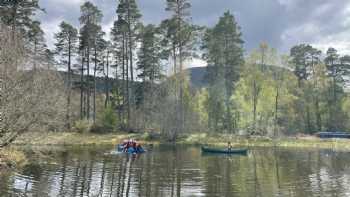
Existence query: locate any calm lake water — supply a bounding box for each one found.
[1,145,350,197]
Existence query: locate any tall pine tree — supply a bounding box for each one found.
[163,0,195,137]
[112,0,142,128]
[0,0,43,37]
[203,11,244,133]
[54,21,78,128]
[79,1,103,120]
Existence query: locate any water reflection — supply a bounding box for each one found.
[1,146,350,197]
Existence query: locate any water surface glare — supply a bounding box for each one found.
[1,145,350,197]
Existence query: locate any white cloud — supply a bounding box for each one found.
[311,3,333,18]
[38,0,350,57]
[49,0,84,6]
[279,1,350,54]
[186,58,207,68]
[281,20,350,55]
[42,19,62,49]
[281,23,320,43]
[102,20,115,41]
[277,0,299,8]
[312,32,350,55]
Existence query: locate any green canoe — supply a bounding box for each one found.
[201,146,248,155]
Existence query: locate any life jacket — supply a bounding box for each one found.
[127,141,132,148]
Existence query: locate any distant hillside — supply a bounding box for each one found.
[57,64,290,93]
[185,64,292,89]
[186,67,208,89]
[58,71,115,93]
[60,67,210,92]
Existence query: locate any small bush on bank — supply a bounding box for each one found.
[142,131,161,141]
[91,105,118,133]
[72,119,92,133]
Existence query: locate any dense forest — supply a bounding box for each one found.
[1,0,350,147]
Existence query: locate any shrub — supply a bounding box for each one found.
[72,119,92,133]
[92,105,118,133]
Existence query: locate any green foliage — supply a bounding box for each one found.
[72,119,92,134]
[202,11,244,133]
[0,0,47,67]
[234,58,298,135]
[290,44,321,85]
[54,21,78,62]
[0,0,43,36]
[116,0,142,31]
[5,0,350,145]
[94,105,118,133]
[79,1,103,52]
[193,89,209,129]
[137,24,163,83]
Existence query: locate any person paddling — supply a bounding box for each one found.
[124,139,132,152]
[136,143,143,153]
[121,140,128,152]
[228,142,232,151]
[119,139,145,154]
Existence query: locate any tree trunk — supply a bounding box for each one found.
[0,132,20,148]
[33,39,37,70]
[87,41,91,120]
[332,75,337,130]
[177,2,185,135]
[66,38,72,129]
[105,50,110,108]
[179,46,185,134]
[274,85,279,137]
[114,55,121,123]
[121,34,126,124]
[93,46,97,123]
[125,32,130,128]
[306,106,312,133]
[127,1,134,108]
[11,3,18,39]
[311,59,321,131]
[253,80,258,133]
[80,51,85,120]
[315,97,321,131]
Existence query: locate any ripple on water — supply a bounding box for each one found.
[2,146,350,197]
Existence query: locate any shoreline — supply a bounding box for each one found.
[11,132,350,151]
[2,131,350,173]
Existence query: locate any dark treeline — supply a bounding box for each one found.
[1,0,350,147]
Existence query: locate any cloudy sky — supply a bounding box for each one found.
[37,0,350,67]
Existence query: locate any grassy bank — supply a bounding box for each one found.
[12,131,350,151]
[13,131,158,146]
[180,133,350,151]
[0,148,27,172]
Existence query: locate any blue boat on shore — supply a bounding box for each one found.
[316,132,350,139]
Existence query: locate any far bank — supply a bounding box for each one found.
[12,132,350,151]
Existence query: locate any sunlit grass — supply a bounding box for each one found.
[12,131,350,151]
[0,148,27,170]
[180,133,350,151]
[14,131,159,146]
